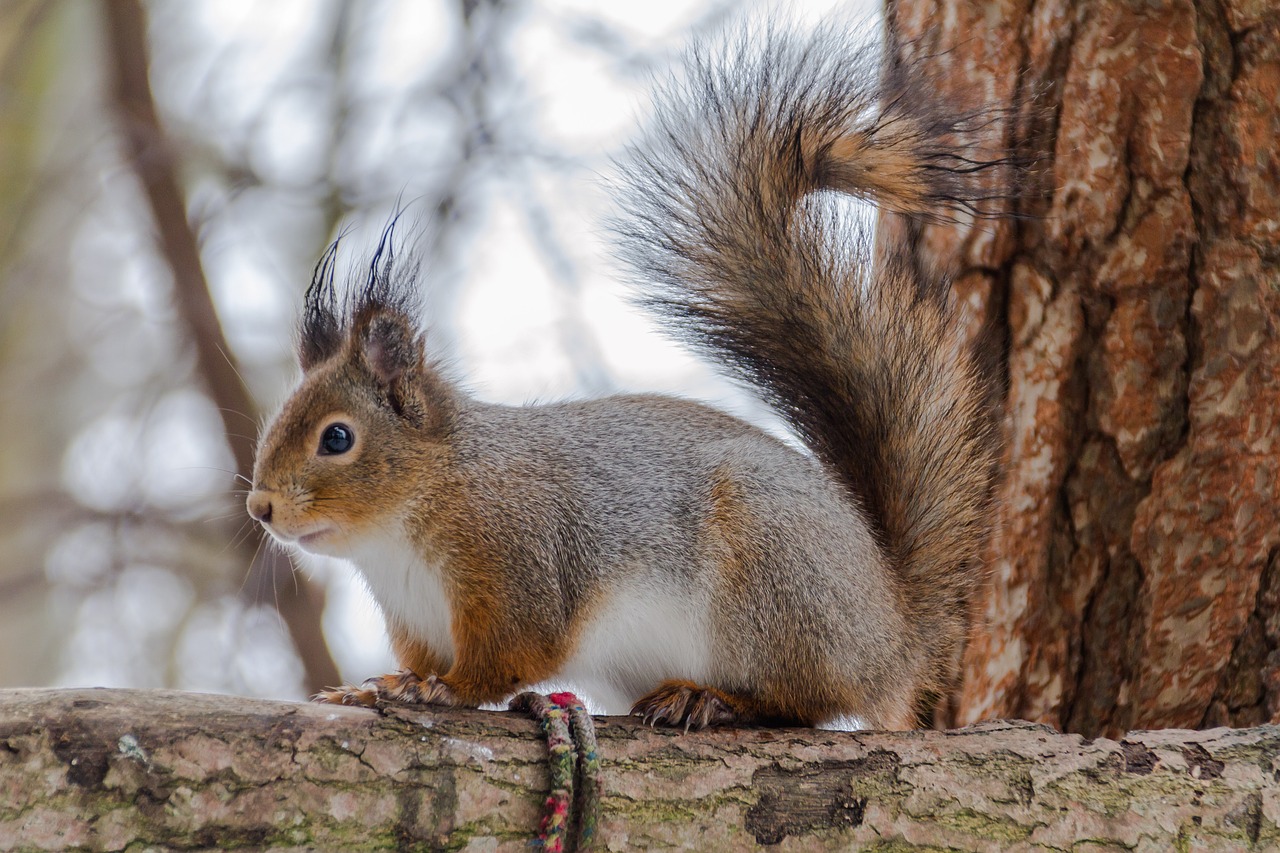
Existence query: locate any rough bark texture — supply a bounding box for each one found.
[1,689,1277,851]
[887,0,1280,736]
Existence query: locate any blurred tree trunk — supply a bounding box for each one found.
[0,0,70,687]
[886,0,1280,736]
[101,0,340,695]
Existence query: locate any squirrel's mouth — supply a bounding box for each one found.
[295,526,335,548]
[260,522,334,551]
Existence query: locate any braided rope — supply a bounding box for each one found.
[549,692,601,849]
[509,692,575,852]
[510,691,601,852]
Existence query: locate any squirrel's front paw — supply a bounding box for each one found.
[313,684,380,707]
[313,670,461,708]
[631,680,745,730]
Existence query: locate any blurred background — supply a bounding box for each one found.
[0,0,867,702]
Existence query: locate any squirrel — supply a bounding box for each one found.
[247,23,1002,730]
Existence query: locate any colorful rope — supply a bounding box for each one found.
[509,691,601,852]
[550,692,601,849]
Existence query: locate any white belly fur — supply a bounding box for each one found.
[556,577,713,715]
[345,528,455,669]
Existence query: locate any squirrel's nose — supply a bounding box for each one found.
[246,491,273,525]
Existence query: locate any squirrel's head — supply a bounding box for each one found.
[247,218,454,557]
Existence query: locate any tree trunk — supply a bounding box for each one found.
[0,689,1275,851]
[887,0,1280,736]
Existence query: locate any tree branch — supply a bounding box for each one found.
[1,688,1275,850]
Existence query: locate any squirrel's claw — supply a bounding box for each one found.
[312,685,379,707]
[402,674,462,706]
[312,670,461,709]
[631,680,743,730]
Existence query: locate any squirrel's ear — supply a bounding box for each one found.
[361,312,422,388]
[358,311,449,428]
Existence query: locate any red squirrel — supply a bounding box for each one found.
[247,24,1001,730]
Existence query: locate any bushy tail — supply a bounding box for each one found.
[615,23,1003,698]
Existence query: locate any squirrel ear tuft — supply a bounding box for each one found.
[360,312,422,388]
[299,239,345,371]
[300,322,342,371]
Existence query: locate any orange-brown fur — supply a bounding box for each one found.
[388,623,448,681]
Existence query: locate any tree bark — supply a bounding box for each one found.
[0,689,1276,851]
[887,0,1280,736]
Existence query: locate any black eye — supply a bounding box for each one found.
[320,423,354,455]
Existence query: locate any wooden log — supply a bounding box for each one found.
[0,689,1276,850]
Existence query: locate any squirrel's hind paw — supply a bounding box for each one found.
[631,680,750,730]
[313,670,460,708]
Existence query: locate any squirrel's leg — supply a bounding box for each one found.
[315,581,566,709]
[432,601,566,706]
[323,592,568,708]
[631,680,781,730]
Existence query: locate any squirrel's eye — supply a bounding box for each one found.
[320,423,354,455]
